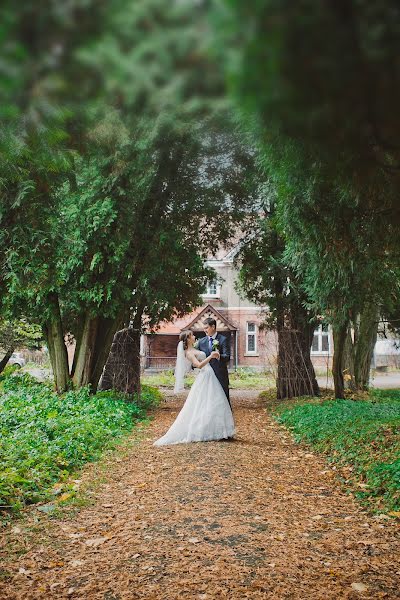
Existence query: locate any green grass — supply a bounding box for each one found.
[142,367,274,390]
[0,369,162,512]
[271,389,400,512]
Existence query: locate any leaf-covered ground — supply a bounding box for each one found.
[1,390,399,599]
[272,391,400,512]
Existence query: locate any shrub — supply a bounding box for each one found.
[274,392,400,512]
[0,373,161,512]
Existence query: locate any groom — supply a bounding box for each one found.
[198,317,231,410]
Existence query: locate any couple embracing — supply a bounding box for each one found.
[154,318,235,446]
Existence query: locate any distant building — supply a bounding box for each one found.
[373,335,400,370]
[142,246,398,373]
[143,245,333,371]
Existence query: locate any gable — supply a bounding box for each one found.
[185,304,237,332]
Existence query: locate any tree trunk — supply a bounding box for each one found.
[72,314,99,388]
[128,328,142,397]
[71,313,124,392]
[90,315,124,393]
[332,321,348,399]
[45,294,70,393]
[276,322,319,399]
[354,303,379,390]
[100,327,141,398]
[0,348,14,374]
[44,323,56,377]
[70,315,85,379]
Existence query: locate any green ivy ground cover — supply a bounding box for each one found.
[0,371,162,512]
[273,389,400,512]
[142,368,275,389]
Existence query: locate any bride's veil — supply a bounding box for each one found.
[174,340,192,393]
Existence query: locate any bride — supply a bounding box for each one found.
[154,330,235,446]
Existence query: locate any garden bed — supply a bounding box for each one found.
[266,388,400,512]
[0,370,161,512]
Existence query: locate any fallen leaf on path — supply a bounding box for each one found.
[58,492,73,502]
[351,582,368,592]
[47,561,64,568]
[50,583,62,590]
[85,537,108,547]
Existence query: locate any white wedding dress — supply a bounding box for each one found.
[154,351,235,446]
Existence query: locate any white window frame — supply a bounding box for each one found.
[245,322,258,355]
[140,334,145,356]
[201,279,221,299]
[311,324,330,355]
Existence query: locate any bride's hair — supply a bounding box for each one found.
[179,330,192,350]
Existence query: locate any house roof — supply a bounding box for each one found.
[185,304,237,331]
[148,304,237,335]
[150,306,205,335]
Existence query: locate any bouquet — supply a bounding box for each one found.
[212,339,220,352]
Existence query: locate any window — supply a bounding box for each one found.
[311,324,330,354]
[207,280,217,295]
[246,322,257,354]
[202,279,220,298]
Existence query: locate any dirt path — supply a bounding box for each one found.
[1,390,399,599]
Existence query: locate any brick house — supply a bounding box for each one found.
[142,245,334,371]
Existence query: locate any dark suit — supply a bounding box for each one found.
[198,333,231,409]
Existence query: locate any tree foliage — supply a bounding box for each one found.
[236,196,319,398]
[0,319,42,351]
[215,0,400,223]
[1,0,253,392]
[213,1,400,396]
